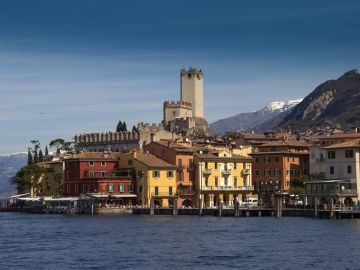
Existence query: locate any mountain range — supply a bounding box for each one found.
[0,153,27,198]
[210,69,360,134]
[279,69,360,131]
[210,99,303,134]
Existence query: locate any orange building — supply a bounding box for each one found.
[250,140,310,205]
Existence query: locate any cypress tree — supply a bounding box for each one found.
[123,121,127,132]
[39,149,44,162]
[27,150,33,165]
[116,121,123,132]
[45,145,49,159]
[34,149,39,164]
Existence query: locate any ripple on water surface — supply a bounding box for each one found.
[1,213,360,269]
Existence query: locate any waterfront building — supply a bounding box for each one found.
[38,160,65,197]
[118,151,177,208]
[250,140,310,205]
[63,150,137,205]
[306,139,360,205]
[194,150,253,207]
[144,140,204,207]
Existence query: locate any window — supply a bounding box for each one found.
[167,171,174,178]
[101,161,106,167]
[224,163,228,170]
[265,156,271,163]
[119,184,125,193]
[66,171,70,179]
[328,151,336,159]
[74,161,78,167]
[215,177,218,187]
[205,162,208,169]
[348,166,352,174]
[255,170,260,176]
[275,157,280,162]
[88,161,95,166]
[265,169,270,176]
[330,166,335,175]
[290,169,295,176]
[139,185,142,193]
[255,158,259,163]
[234,162,237,169]
[75,184,78,193]
[66,184,70,193]
[173,111,176,116]
[303,157,308,163]
[108,183,114,193]
[275,169,281,176]
[89,171,95,178]
[128,159,133,166]
[152,170,160,178]
[286,170,290,176]
[345,150,354,158]
[214,162,218,170]
[129,183,135,192]
[155,186,159,195]
[234,177,237,187]
[101,171,106,177]
[169,186,173,195]
[205,177,208,187]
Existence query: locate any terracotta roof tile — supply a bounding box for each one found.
[323,139,360,149]
[136,153,175,168]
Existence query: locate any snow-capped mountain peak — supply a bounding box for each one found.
[0,152,27,158]
[265,99,303,112]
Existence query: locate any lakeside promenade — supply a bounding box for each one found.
[2,205,360,219]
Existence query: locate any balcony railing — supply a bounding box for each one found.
[222,169,232,176]
[176,165,185,172]
[151,192,176,197]
[305,189,358,196]
[202,186,254,191]
[203,168,212,175]
[242,169,251,175]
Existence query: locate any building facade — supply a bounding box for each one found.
[194,150,253,208]
[118,151,177,208]
[251,140,310,205]
[63,151,137,205]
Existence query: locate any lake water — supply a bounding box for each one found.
[1,213,360,270]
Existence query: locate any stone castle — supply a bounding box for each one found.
[74,68,208,153]
[163,68,209,133]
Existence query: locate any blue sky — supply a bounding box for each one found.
[0,0,360,153]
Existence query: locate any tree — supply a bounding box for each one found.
[29,140,40,164]
[27,150,33,165]
[49,138,74,153]
[33,149,39,163]
[45,145,49,160]
[13,165,46,195]
[132,125,139,133]
[39,149,44,162]
[116,120,128,132]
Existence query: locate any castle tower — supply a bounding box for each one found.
[180,68,204,118]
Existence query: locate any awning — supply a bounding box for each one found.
[85,193,137,198]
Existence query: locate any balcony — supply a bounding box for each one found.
[188,164,196,171]
[221,169,232,176]
[203,168,212,175]
[242,169,251,175]
[151,192,177,197]
[176,165,185,172]
[202,186,254,192]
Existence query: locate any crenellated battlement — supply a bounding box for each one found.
[137,122,165,132]
[163,100,192,109]
[181,68,203,78]
[75,131,140,144]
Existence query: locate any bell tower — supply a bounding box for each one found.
[180,68,204,118]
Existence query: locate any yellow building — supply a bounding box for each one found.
[194,150,253,207]
[36,161,64,196]
[118,151,177,207]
